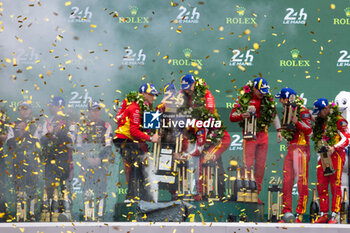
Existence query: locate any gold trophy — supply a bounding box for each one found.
[153,129,161,170]
[58,189,71,222]
[16,191,27,222]
[202,160,219,201]
[318,141,335,176]
[244,106,257,140]
[177,160,194,201]
[40,187,50,222]
[267,178,282,222]
[282,94,297,131]
[84,189,95,221]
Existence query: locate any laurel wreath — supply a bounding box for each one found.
[126,91,153,113]
[311,103,341,151]
[235,81,277,132]
[179,77,226,144]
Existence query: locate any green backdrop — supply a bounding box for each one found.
[0,0,349,222]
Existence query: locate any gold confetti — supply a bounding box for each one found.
[90,24,97,28]
[330,4,336,10]
[219,26,224,31]
[238,65,245,71]
[26,66,32,70]
[35,142,41,149]
[253,43,259,50]
[19,228,24,233]
[65,1,71,6]
[176,29,182,34]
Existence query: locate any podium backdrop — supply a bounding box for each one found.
[0,0,349,221]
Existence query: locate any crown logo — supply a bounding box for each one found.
[290,49,300,59]
[183,48,192,58]
[345,7,350,17]
[236,6,246,16]
[129,6,138,16]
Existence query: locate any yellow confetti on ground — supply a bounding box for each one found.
[65,1,71,6]
[19,228,24,233]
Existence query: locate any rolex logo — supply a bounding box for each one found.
[129,6,138,16]
[236,6,246,16]
[290,49,300,59]
[345,7,350,17]
[183,48,192,58]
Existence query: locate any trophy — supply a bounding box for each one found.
[84,189,95,221]
[177,160,194,200]
[227,159,237,201]
[267,179,282,222]
[51,188,60,222]
[40,187,50,222]
[202,160,219,201]
[244,106,257,140]
[16,191,27,222]
[282,94,297,131]
[58,189,71,222]
[318,141,335,176]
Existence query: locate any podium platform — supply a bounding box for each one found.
[0,222,350,233]
[114,201,264,222]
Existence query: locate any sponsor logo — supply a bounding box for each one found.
[170,48,203,66]
[337,50,350,66]
[280,49,310,67]
[283,8,307,24]
[68,91,92,108]
[229,134,243,151]
[176,6,200,23]
[334,7,350,25]
[118,6,149,24]
[122,48,146,65]
[226,6,257,25]
[68,6,92,23]
[229,49,254,66]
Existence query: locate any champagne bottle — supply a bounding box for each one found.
[40,187,50,222]
[51,188,60,222]
[243,166,251,202]
[235,167,245,202]
[340,188,349,224]
[250,168,258,203]
[309,188,320,223]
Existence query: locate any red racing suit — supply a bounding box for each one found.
[230,93,280,193]
[317,116,350,213]
[184,89,230,196]
[114,101,151,183]
[282,106,312,215]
